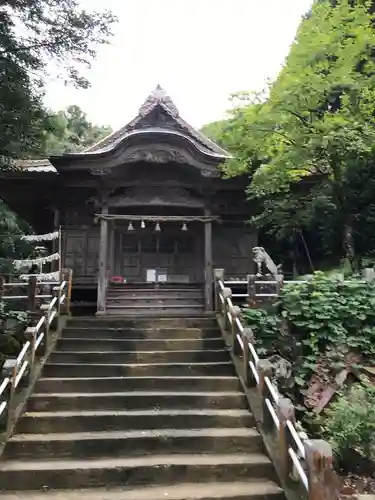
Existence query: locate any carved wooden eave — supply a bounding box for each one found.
[50,129,225,176]
[99,187,205,209]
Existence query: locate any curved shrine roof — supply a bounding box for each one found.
[14,85,230,173]
[74,84,230,159]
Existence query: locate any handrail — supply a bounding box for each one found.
[0,269,73,436]
[226,276,356,300]
[3,282,59,287]
[215,274,337,500]
[2,295,53,300]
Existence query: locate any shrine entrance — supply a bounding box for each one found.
[115,221,202,284]
[96,212,217,315]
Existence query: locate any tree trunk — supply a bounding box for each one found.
[330,158,356,272]
[342,217,356,272]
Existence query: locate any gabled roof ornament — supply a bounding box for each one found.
[139,84,179,118]
[81,85,230,158]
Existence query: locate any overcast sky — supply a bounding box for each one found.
[44,0,313,130]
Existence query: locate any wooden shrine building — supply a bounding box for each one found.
[0,86,256,315]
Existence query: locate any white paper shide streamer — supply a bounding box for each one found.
[20,231,59,242]
[13,253,60,270]
[19,271,60,282]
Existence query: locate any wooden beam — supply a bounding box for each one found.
[204,209,213,310]
[109,221,115,277]
[52,207,60,272]
[97,204,109,314]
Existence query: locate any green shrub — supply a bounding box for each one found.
[277,272,375,357]
[322,382,375,471]
[0,301,30,369]
[242,272,375,466]
[242,308,280,356]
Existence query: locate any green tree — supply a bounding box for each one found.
[0,0,116,165]
[223,0,375,269]
[41,105,112,155]
[200,120,228,144]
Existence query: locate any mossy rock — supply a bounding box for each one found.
[0,352,6,372]
[0,331,21,356]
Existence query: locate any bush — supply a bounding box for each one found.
[242,272,375,468]
[323,382,375,472]
[0,301,30,370]
[277,272,375,357]
[241,308,280,356]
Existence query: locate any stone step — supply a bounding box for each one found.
[34,376,241,393]
[105,306,206,315]
[68,317,217,329]
[42,361,236,378]
[0,453,277,491]
[105,308,208,317]
[48,349,229,364]
[106,291,204,299]
[0,481,285,500]
[26,391,248,412]
[16,409,255,434]
[107,291,204,299]
[56,337,225,352]
[61,327,220,340]
[108,284,203,291]
[106,299,204,308]
[5,428,263,459]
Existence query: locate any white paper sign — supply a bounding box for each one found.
[146,269,156,282]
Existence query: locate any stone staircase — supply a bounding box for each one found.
[0,316,285,500]
[106,283,205,315]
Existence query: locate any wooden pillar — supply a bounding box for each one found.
[108,221,115,277]
[204,210,213,310]
[97,205,109,314]
[52,207,60,272]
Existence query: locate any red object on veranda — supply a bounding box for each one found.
[109,276,126,284]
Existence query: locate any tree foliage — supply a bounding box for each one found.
[41,105,112,155]
[0,0,115,260]
[0,0,116,164]
[220,0,375,270]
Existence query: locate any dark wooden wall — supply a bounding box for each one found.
[113,223,203,283]
[213,226,257,278]
[62,222,257,287]
[59,162,256,287]
[62,227,99,287]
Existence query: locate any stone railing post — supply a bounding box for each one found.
[275,274,284,295]
[242,327,255,387]
[27,276,37,312]
[59,270,71,315]
[304,440,339,500]
[257,359,274,433]
[230,305,242,356]
[276,397,296,484]
[222,287,232,332]
[50,286,59,331]
[247,274,256,305]
[214,268,224,311]
[40,304,51,354]
[0,276,4,302]
[363,267,375,282]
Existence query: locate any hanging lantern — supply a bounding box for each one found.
[141,220,145,229]
[155,222,161,232]
[127,221,134,231]
[181,222,188,231]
